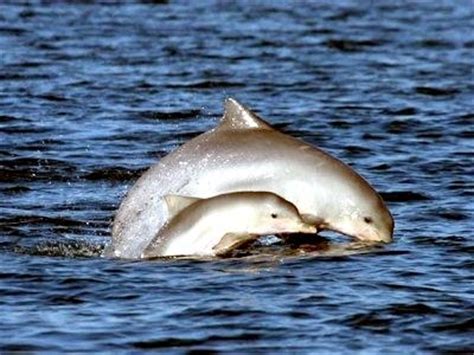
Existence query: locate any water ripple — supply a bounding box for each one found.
[0,0,472,352]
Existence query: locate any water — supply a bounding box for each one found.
[1,0,473,352]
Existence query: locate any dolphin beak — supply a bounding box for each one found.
[376,212,395,243]
[357,223,394,244]
[377,227,394,244]
[364,233,392,244]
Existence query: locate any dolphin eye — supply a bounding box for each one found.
[364,217,373,224]
[271,213,278,219]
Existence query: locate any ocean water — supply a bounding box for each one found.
[0,0,473,352]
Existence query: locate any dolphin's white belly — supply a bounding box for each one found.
[162,228,220,256]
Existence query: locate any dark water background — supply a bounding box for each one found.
[1,0,473,352]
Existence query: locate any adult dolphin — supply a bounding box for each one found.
[106,98,394,258]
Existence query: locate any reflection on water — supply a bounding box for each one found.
[10,233,381,262]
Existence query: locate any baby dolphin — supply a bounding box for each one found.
[108,98,394,259]
[142,192,316,258]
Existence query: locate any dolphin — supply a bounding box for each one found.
[141,191,316,258]
[107,98,394,259]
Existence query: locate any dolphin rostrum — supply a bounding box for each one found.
[107,98,394,259]
[142,191,316,258]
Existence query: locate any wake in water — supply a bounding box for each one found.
[6,233,383,260]
[8,237,106,258]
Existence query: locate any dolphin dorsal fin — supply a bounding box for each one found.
[218,98,273,131]
[164,195,201,218]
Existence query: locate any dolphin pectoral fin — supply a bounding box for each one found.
[218,98,273,131]
[213,233,258,257]
[163,195,201,218]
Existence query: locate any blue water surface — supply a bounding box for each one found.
[0,0,473,352]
